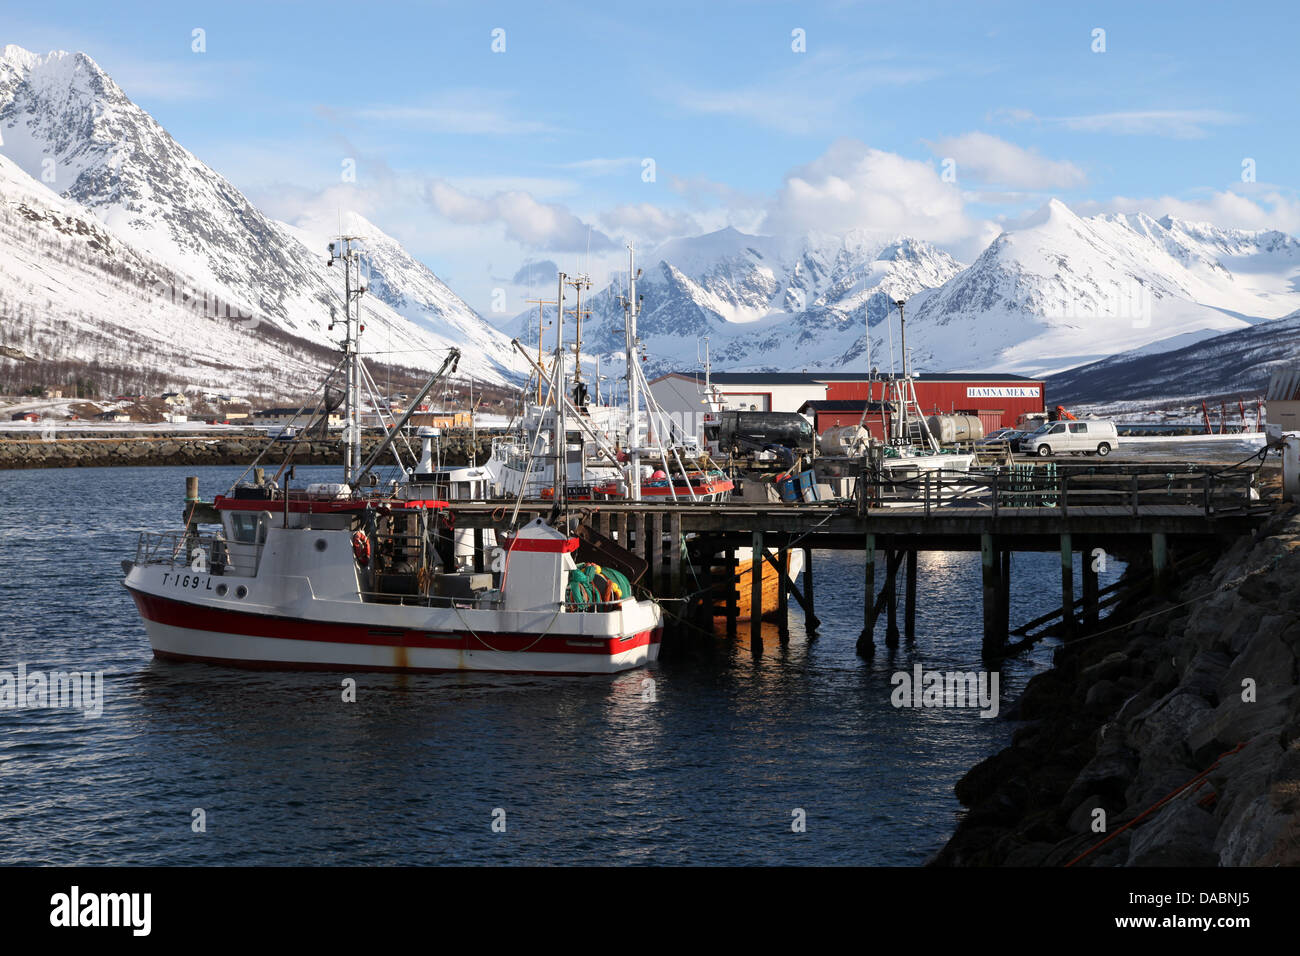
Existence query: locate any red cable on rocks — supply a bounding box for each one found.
[1063,741,1247,867]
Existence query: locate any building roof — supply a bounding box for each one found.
[798,399,879,412]
[653,370,1042,386]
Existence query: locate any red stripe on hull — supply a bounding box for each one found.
[128,588,660,656]
[150,648,641,677]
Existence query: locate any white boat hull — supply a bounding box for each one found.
[142,618,659,674]
[126,566,662,676]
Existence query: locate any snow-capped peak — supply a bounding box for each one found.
[0,43,525,385]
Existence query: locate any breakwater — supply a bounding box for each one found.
[934,501,1300,866]
[0,432,494,470]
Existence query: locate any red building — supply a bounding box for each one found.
[650,370,1046,444]
[797,373,1045,440]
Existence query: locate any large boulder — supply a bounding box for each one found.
[1126,798,1219,866]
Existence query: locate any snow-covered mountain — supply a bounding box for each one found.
[1047,307,1300,408]
[518,201,1300,386]
[6,41,1299,398]
[554,227,965,376]
[903,199,1300,376]
[0,44,523,386]
[524,203,1300,385]
[0,152,333,395]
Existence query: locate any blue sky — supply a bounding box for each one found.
[7,0,1299,314]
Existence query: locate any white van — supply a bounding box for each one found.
[1018,420,1119,457]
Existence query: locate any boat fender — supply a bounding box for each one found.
[351,530,371,567]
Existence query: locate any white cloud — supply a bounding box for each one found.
[601,203,700,242]
[668,53,939,135]
[425,179,615,252]
[1058,110,1240,138]
[558,157,640,176]
[927,132,1086,189]
[355,92,550,135]
[449,176,579,200]
[997,108,1242,139]
[762,138,988,246]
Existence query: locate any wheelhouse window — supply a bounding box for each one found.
[230,513,262,544]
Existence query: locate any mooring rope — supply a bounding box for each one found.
[1063,741,1247,867]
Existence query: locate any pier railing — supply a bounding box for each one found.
[855,465,1260,518]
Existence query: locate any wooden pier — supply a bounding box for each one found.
[451,462,1270,658]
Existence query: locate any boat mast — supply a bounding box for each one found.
[571,276,586,393]
[525,296,554,406]
[622,243,642,500]
[328,236,366,484]
[565,273,591,489]
[554,271,567,512]
[894,298,907,446]
[858,292,876,432]
[702,336,713,402]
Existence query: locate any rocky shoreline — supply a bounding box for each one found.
[0,433,494,470]
[934,501,1300,866]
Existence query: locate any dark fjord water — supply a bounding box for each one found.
[0,465,1125,865]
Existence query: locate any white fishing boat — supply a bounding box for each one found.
[486,245,733,504]
[122,236,662,675]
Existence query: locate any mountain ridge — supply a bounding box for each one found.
[0,43,523,386]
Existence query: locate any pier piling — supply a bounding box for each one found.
[1082,537,1099,628]
[981,533,1003,656]
[670,512,683,597]
[725,547,738,635]
[777,542,790,639]
[648,513,661,593]
[999,548,1011,641]
[633,512,647,586]
[1152,532,1170,597]
[857,533,876,657]
[905,549,918,643]
[1060,533,1074,638]
[885,546,900,647]
[751,529,764,648]
[803,546,817,635]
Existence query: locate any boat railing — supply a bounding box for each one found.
[357,588,502,610]
[133,530,260,577]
